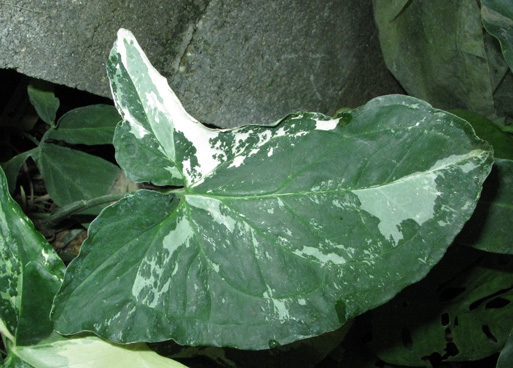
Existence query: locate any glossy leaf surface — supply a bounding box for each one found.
[0,167,65,346]
[482,0,513,71]
[52,29,493,349]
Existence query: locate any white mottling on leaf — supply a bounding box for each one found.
[186,196,237,232]
[132,216,193,307]
[292,245,346,265]
[430,150,484,173]
[164,166,182,177]
[354,173,440,244]
[263,288,291,322]
[315,118,338,131]
[353,149,486,244]
[228,155,246,169]
[127,119,150,139]
[273,299,290,322]
[211,263,220,273]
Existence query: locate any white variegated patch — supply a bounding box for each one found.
[13,335,187,368]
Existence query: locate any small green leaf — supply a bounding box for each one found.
[45,105,121,145]
[27,81,59,127]
[0,167,65,346]
[1,148,38,194]
[482,0,513,71]
[52,30,494,350]
[10,334,188,368]
[369,245,513,365]
[35,143,120,211]
[457,159,513,254]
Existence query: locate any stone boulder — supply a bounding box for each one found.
[0,0,402,127]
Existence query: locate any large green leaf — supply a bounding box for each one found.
[373,0,509,117]
[0,167,65,346]
[369,245,513,366]
[45,105,120,146]
[482,0,513,72]
[52,29,493,349]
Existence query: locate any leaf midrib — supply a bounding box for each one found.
[185,149,481,201]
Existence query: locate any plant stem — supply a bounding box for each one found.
[42,187,185,228]
[44,193,128,228]
[21,132,40,146]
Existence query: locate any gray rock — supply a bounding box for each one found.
[0,0,402,128]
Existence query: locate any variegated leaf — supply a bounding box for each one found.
[0,167,65,346]
[52,29,493,349]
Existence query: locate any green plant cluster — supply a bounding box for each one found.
[0,1,513,367]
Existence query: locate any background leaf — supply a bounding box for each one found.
[53,51,493,349]
[450,110,513,254]
[27,81,59,127]
[0,148,38,195]
[369,245,513,366]
[457,159,513,254]
[35,143,120,212]
[451,109,513,160]
[0,167,65,346]
[373,0,509,117]
[45,105,120,146]
[482,0,513,72]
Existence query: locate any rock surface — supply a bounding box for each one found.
[0,0,402,127]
